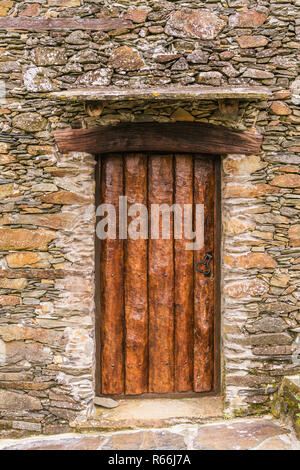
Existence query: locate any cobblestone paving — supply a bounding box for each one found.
[0,418,299,450]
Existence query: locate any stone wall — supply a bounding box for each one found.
[0,0,299,436]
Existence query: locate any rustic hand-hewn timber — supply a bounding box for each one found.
[54,122,263,156]
[97,153,217,396]
[0,17,133,31]
[49,86,271,102]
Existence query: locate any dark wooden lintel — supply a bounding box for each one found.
[0,17,133,32]
[54,122,263,156]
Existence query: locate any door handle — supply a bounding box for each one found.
[195,252,213,277]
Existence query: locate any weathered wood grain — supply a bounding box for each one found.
[95,158,102,397]
[100,154,124,395]
[54,122,263,156]
[174,155,194,392]
[193,156,215,392]
[0,17,132,31]
[50,86,272,102]
[124,154,148,395]
[148,155,175,393]
[96,152,217,396]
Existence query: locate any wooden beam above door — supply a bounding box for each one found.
[53,122,263,156]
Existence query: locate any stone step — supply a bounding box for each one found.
[74,396,224,432]
[0,417,298,450]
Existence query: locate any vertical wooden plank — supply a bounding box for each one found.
[174,155,194,392]
[100,154,124,395]
[193,156,215,392]
[125,154,148,395]
[148,154,175,393]
[95,156,102,397]
[214,160,221,395]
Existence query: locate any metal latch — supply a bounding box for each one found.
[195,252,213,278]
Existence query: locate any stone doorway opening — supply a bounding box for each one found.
[52,109,265,425]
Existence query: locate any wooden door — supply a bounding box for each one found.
[95,153,218,397]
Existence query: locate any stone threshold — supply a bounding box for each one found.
[73,396,224,432]
[48,85,271,103]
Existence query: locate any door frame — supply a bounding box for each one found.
[52,121,263,399]
[94,152,221,399]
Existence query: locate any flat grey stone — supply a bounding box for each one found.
[101,430,187,450]
[193,419,290,450]
[94,397,119,409]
